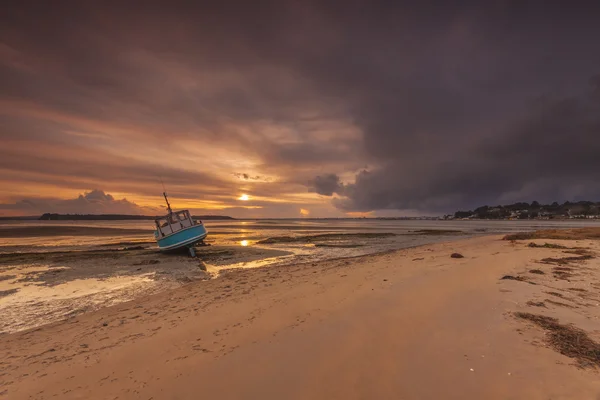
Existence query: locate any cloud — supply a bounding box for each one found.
[323,77,600,212]
[0,190,158,216]
[311,174,345,196]
[232,173,270,182]
[2,3,600,216]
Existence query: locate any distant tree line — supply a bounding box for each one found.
[453,201,600,220]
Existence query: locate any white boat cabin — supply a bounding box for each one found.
[155,210,199,237]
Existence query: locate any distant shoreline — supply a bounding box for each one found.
[0,213,236,221]
[1,215,600,221]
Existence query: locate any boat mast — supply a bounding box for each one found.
[163,192,173,214]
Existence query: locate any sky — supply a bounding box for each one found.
[1,2,599,218]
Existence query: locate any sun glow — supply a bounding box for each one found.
[238,194,250,201]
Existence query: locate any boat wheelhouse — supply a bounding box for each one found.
[154,193,208,256]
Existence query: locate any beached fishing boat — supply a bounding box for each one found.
[154,192,207,256]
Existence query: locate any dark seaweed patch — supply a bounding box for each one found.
[515,312,600,368]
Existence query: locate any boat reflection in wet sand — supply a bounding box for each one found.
[154,192,208,257]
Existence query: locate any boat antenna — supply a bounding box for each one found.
[163,191,173,214]
[160,177,173,214]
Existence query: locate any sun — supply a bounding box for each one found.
[238,194,250,201]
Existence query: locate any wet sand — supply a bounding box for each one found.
[2,232,600,399]
[0,245,291,333]
[0,230,466,334]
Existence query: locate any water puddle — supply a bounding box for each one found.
[0,268,158,334]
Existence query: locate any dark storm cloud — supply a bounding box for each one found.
[311,174,345,196]
[330,78,600,212]
[295,3,600,212]
[2,2,600,215]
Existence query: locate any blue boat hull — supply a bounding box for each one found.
[155,224,208,251]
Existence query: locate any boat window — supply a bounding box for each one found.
[156,218,168,227]
[156,212,194,235]
[175,210,193,226]
[180,214,192,227]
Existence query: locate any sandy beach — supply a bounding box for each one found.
[2,230,600,399]
[0,220,498,334]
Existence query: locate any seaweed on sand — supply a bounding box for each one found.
[541,255,594,265]
[563,249,594,256]
[0,288,18,298]
[551,266,575,280]
[256,233,395,244]
[526,300,546,307]
[504,228,600,241]
[504,232,539,241]
[409,229,463,235]
[515,312,600,368]
[314,244,364,248]
[0,247,154,265]
[528,269,544,274]
[545,299,576,309]
[553,271,574,280]
[500,275,536,284]
[527,242,569,249]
